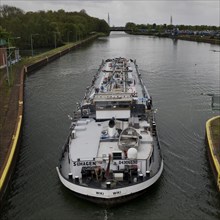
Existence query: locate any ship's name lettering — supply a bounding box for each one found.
[96,191,104,195]
[95,191,121,196]
[118,160,137,165]
[113,191,121,195]
[73,161,97,166]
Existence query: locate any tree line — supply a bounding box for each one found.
[125,22,220,34]
[0,5,110,50]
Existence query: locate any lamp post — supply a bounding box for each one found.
[6,36,20,86]
[5,51,10,86]
[54,32,57,48]
[53,32,60,48]
[31,33,39,56]
[67,31,72,43]
[75,31,77,42]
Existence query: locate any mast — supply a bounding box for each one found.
[108,13,110,26]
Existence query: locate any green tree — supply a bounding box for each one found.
[125,22,137,32]
[0,26,10,39]
[0,5,111,50]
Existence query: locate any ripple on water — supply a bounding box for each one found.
[1,33,220,220]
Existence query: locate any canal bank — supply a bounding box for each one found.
[0,33,102,203]
[174,35,220,45]
[126,32,220,45]
[1,31,220,220]
[206,116,220,191]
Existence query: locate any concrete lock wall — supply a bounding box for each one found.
[206,116,220,191]
[0,34,99,202]
[0,68,24,202]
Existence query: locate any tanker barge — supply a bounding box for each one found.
[56,57,163,205]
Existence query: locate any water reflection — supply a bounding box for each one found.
[1,32,220,220]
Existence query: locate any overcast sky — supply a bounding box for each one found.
[1,0,219,26]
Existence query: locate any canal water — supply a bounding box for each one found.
[1,32,220,220]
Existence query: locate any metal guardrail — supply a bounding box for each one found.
[211,94,220,110]
[201,93,220,110]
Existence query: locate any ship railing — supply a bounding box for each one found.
[134,61,151,100]
[63,156,162,189]
[70,157,155,178]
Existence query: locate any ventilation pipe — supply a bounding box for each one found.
[108,118,116,137]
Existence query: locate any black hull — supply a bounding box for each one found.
[62,179,161,207]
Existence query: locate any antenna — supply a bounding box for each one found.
[108,13,110,26]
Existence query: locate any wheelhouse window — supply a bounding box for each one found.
[112,152,122,160]
[96,101,130,110]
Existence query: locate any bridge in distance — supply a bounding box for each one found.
[109,26,131,32]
